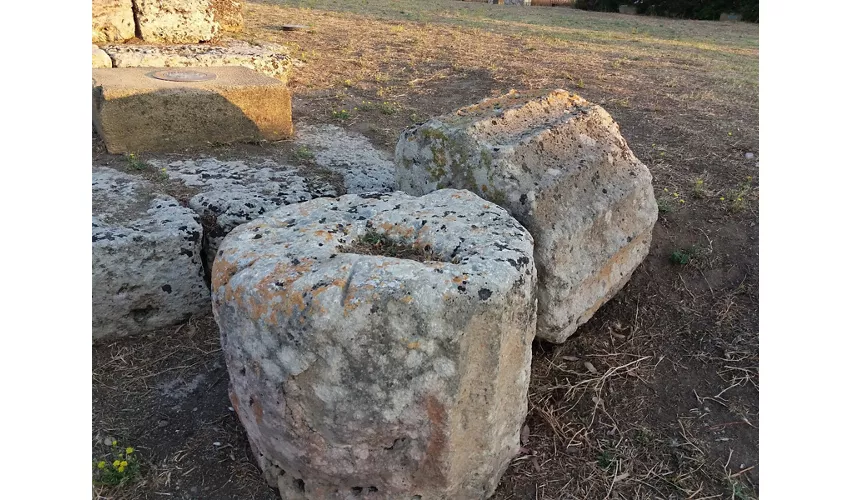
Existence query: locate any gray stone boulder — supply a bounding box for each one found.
[92,0,135,43]
[295,124,397,194]
[102,41,295,83]
[149,158,337,270]
[212,189,537,500]
[93,168,210,341]
[396,89,658,343]
[132,0,219,43]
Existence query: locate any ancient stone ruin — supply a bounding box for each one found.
[212,190,537,499]
[92,4,657,492]
[396,90,658,343]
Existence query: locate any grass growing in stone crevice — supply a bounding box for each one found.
[339,230,448,263]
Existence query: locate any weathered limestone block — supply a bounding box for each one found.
[92,66,293,154]
[211,0,244,32]
[102,41,295,83]
[295,124,396,194]
[148,158,337,269]
[92,168,209,341]
[92,0,135,43]
[92,45,112,68]
[396,90,658,343]
[212,190,537,499]
[132,0,219,43]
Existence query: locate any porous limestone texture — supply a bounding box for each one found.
[92,167,209,341]
[211,0,244,32]
[395,89,658,343]
[92,45,113,68]
[212,189,537,499]
[295,124,396,194]
[132,0,219,43]
[92,0,135,43]
[148,158,337,269]
[92,66,293,154]
[102,41,294,83]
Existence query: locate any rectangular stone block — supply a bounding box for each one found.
[92,66,293,154]
[396,90,658,343]
[132,0,218,43]
[92,0,135,43]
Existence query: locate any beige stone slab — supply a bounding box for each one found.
[92,0,135,43]
[92,66,293,153]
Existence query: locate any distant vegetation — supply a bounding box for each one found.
[575,0,759,22]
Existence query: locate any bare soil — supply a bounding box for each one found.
[93,1,758,499]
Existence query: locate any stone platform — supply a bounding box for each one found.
[101,41,295,83]
[92,66,293,153]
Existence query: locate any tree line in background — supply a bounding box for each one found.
[574,0,759,22]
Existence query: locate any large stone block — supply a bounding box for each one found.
[92,66,293,154]
[102,41,295,84]
[396,90,658,343]
[92,45,112,69]
[93,168,209,341]
[93,0,135,43]
[211,0,244,32]
[148,158,338,270]
[132,0,219,43]
[212,190,537,499]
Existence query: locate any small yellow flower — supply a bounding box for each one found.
[126,447,134,455]
[737,197,743,201]
[663,188,668,192]
[97,461,106,469]
[720,197,725,201]
[673,192,679,197]
[120,461,128,467]
[728,132,733,136]
[112,440,118,447]
[113,460,121,467]
[679,199,685,203]
[118,465,126,473]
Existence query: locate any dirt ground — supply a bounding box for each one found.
[93,1,758,498]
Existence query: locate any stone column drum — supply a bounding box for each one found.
[212,190,537,499]
[396,90,658,343]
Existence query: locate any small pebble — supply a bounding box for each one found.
[745,152,754,159]
[213,442,221,446]
[228,406,234,412]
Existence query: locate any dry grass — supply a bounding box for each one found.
[93,2,758,499]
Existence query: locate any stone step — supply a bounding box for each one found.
[92,66,293,154]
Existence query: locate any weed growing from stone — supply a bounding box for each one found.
[726,176,754,212]
[340,230,456,263]
[125,153,147,171]
[93,439,140,487]
[693,178,707,198]
[293,146,315,163]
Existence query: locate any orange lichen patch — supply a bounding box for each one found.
[451,274,468,285]
[407,341,420,349]
[251,397,264,425]
[400,295,414,304]
[228,389,240,414]
[313,230,336,242]
[416,394,448,487]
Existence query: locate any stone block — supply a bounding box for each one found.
[212,190,537,499]
[102,41,295,84]
[396,90,658,343]
[93,45,113,68]
[92,168,209,341]
[92,0,135,43]
[132,0,218,43]
[92,66,293,154]
[212,0,244,32]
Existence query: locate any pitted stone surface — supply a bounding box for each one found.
[92,168,209,341]
[92,45,112,69]
[211,0,244,32]
[396,89,658,343]
[212,189,537,500]
[92,0,135,43]
[149,158,337,269]
[295,124,396,194]
[132,0,219,43]
[102,41,295,83]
